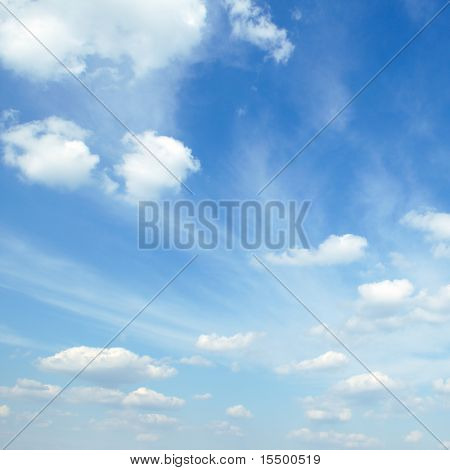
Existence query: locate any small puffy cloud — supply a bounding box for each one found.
[136,433,159,442]
[209,420,242,436]
[404,430,423,443]
[1,117,99,189]
[139,413,177,426]
[0,379,60,399]
[196,332,261,351]
[0,0,207,80]
[193,393,212,400]
[0,404,10,417]
[266,234,367,266]
[38,346,176,383]
[223,0,294,63]
[402,210,450,240]
[226,404,252,418]
[275,351,348,375]
[306,408,351,422]
[65,386,124,404]
[336,372,397,395]
[288,427,377,448]
[432,378,450,393]
[179,355,213,367]
[358,279,414,306]
[123,387,185,408]
[402,210,450,258]
[113,130,200,201]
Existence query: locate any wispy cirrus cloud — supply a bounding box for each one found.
[223,0,294,63]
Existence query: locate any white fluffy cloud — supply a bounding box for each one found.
[123,387,185,408]
[139,413,177,425]
[402,210,450,258]
[347,281,450,333]
[2,116,201,199]
[196,332,260,351]
[179,355,213,367]
[266,234,367,266]
[193,393,212,400]
[38,346,176,382]
[402,210,450,240]
[306,407,351,422]
[288,427,377,448]
[224,0,294,63]
[358,279,414,306]
[226,404,252,418]
[0,404,10,417]
[1,117,99,189]
[336,372,397,395]
[404,430,423,443]
[275,351,348,375]
[114,130,200,201]
[0,0,207,80]
[0,378,184,411]
[0,378,60,399]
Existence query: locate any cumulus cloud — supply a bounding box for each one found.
[123,387,185,408]
[301,396,352,423]
[193,393,212,400]
[306,407,351,422]
[38,346,176,383]
[113,130,200,201]
[1,117,99,189]
[288,427,377,448]
[223,0,294,63]
[404,430,423,443]
[0,404,10,417]
[347,281,450,333]
[0,378,184,411]
[196,332,261,351]
[1,115,201,200]
[0,379,60,399]
[358,279,414,306]
[179,355,213,367]
[402,210,450,258]
[402,210,450,240]
[275,351,348,375]
[0,0,207,80]
[226,404,252,418]
[209,420,242,436]
[139,413,177,425]
[266,234,367,266]
[336,372,397,395]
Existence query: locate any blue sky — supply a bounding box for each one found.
[1,0,450,449]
